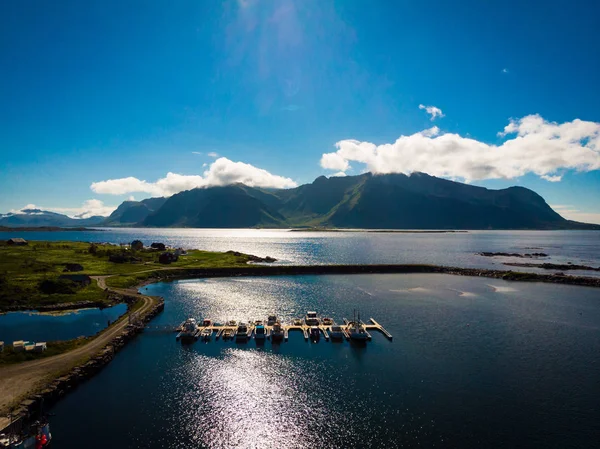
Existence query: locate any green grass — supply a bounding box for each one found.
[0,337,92,365]
[0,241,252,309]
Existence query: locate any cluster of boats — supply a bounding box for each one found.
[176,310,371,343]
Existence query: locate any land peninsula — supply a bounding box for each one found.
[1,239,600,433]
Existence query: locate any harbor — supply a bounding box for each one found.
[175,311,393,343]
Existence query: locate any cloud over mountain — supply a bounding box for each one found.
[91,157,297,196]
[320,115,600,182]
[10,199,117,218]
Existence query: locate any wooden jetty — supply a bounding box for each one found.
[176,315,392,343]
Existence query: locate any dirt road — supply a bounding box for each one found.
[0,277,157,429]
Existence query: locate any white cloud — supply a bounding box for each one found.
[502,68,509,74]
[90,157,297,196]
[320,152,350,171]
[207,151,219,158]
[319,114,600,183]
[419,104,445,121]
[541,174,562,182]
[551,205,600,224]
[10,200,117,218]
[192,151,203,155]
[128,195,135,201]
[330,171,347,177]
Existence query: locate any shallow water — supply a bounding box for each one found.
[1,228,599,276]
[0,304,127,343]
[49,274,600,448]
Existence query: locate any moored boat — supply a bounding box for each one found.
[322,317,333,326]
[271,322,284,342]
[305,311,319,326]
[292,318,302,326]
[202,319,212,327]
[267,314,277,326]
[179,318,199,342]
[329,325,345,340]
[236,323,249,342]
[222,328,235,340]
[310,326,320,340]
[255,324,266,341]
[349,311,368,342]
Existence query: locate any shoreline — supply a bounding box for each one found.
[132,263,600,289]
[3,262,599,434]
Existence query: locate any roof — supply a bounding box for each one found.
[7,238,27,243]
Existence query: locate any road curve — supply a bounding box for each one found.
[0,278,157,428]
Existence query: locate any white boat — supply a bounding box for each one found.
[329,325,345,340]
[305,311,319,326]
[271,322,284,342]
[255,324,266,340]
[236,323,249,341]
[349,311,368,342]
[179,318,199,342]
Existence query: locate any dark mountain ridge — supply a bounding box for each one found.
[133,172,599,230]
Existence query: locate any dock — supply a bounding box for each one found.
[176,315,392,344]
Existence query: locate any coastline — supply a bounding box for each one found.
[2,262,599,434]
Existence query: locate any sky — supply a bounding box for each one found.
[1,0,600,223]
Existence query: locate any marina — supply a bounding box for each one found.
[175,312,393,344]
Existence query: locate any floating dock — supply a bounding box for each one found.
[176,315,392,343]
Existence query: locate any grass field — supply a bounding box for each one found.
[0,241,252,309]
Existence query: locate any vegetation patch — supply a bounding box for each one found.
[0,240,253,310]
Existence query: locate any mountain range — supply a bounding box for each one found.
[3,173,599,230]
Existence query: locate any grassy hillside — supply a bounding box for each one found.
[0,241,252,310]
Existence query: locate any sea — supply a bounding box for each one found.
[1,229,599,448]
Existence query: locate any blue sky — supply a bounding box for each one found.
[1,0,600,222]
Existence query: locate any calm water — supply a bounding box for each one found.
[1,228,599,276]
[49,274,600,448]
[0,304,127,343]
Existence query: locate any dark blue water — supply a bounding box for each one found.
[0,228,599,276]
[0,304,127,343]
[49,274,600,448]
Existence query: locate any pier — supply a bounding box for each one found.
[176,315,393,343]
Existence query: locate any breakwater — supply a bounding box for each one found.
[142,264,600,288]
[0,296,164,435]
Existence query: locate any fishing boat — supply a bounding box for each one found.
[236,323,249,342]
[292,318,302,326]
[310,326,320,341]
[254,319,263,326]
[255,324,266,341]
[200,328,212,341]
[322,317,333,326]
[178,318,199,342]
[0,419,51,449]
[222,328,235,340]
[267,314,277,326]
[202,319,212,327]
[271,322,284,342]
[329,325,345,340]
[305,311,319,326]
[349,310,368,342]
[226,320,237,326]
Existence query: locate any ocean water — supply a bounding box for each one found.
[0,304,127,343]
[1,228,599,276]
[48,274,600,448]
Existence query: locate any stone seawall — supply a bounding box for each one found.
[1,297,164,434]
